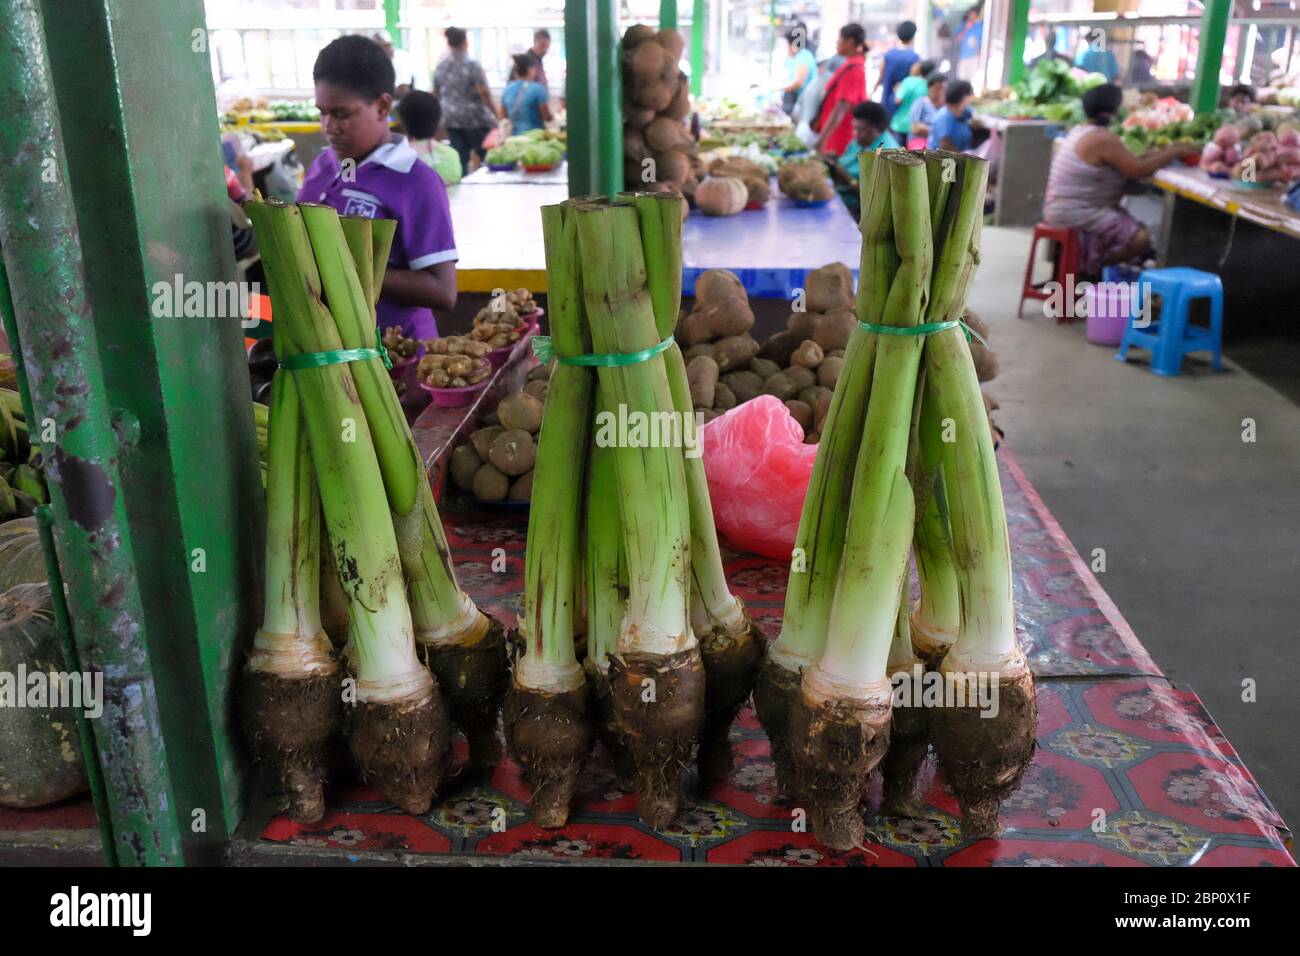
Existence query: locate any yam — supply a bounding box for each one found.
[749,357,780,380]
[622,24,658,50]
[696,292,755,337]
[626,107,657,130]
[624,128,649,162]
[786,310,819,341]
[497,392,544,434]
[785,400,813,433]
[523,378,549,402]
[758,329,798,367]
[655,149,691,188]
[791,340,824,369]
[817,356,843,390]
[687,355,719,409]
[645,116,689,154]
[806,263,855,313]
[450,444,483,490]
[695,176,747,216]
[684,343,714,362]
[630,39,669,83]
[678,311,715,346]
[713,381,737,411]
[721,369,763,404]
[664,73,690,121]
[657,30,685,64]
[488,429,537,477]
[472,463,509,501]
[761,371,800,401]
[526,362,552,382]
[695,269,746,304]
[799,385,832,409]
[470,425,504,460]
[712,333,759,372]
[784,365,816,391]
[508,471,534,503]
[698,408,720,424]
[812,310,856,351]
[633,78,674,113]
[813,391,832,431]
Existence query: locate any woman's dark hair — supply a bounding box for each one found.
[783,21,808,45]
[918,58,938,75]
[840,23,867,49]
[944,79,974,105]
[926,72,947,89]
[897,20,917,43]
[1082,83,1123,121]
[397,89,442,140]
[852,100,890,129]
[445,27,467,49]
[313,34,395,101]
[1229,83,1254,101]
[510,53,533,80]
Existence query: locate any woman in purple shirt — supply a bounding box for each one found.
[300,35,458,339]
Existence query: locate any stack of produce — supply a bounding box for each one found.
[1116,98,1224,154]
[380,326,421,363]
[975,59,1103,125]
[777,159,835,203]
[621,26,699,201]
[756,150,1035,848]
[417,337,492,389]
[1201,118,1300,183]
[483,129,567,170]
[468,290,538,348]
[243,202,506,823]
[449,392,543,504]
[508,192,760,829]
[703,155,770,209]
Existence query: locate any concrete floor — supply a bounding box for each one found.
[972,226,1300,831]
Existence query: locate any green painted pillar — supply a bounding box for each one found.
[1007,0,1031,85]
[660,0,678,31]
[385,0,402,47]
[565,0,595,196]
[1192,0,1231,115]
[0,0,264,864]
[594,0,623,199]
[690,0,706,97]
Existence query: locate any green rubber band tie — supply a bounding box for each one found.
[531,334,675,367]
[856,318,988,348]
[278,327,394,371]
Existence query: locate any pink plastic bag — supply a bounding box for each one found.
[700,396,818,561]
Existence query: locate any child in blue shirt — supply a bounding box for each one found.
[928,79,978,152]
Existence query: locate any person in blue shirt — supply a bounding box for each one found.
[778,22,818,115]
[828,101,899,218]
[501,53,551,135]
[1074,29,1119,82]
[928,79,977,152]
[875,20,920,117]
[954,3,983,80]
[905,72,947,148]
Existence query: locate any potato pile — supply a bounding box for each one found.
[418,336,492,389]
[621,25,700,205]
[707,156,770,207]
[777,159,835,203]
[450,390,545,502]
[381,325,420,362]
[468,289,537,349]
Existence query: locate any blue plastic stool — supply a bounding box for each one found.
[1116,267,1223,376]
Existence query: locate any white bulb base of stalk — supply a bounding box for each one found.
[619,619,697,657]
[910,606,958,670]
[413,591,490,648]
[247,629,338,678]
[516,653,586,694]
[353,665,435,706]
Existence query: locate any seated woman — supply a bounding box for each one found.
[1042,84,1198,274]
[502,54,552,135]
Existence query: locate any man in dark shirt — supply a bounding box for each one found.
[526,29,551,91]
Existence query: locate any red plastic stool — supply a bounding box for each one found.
[1017,223,1080,322]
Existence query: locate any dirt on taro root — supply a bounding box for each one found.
[754,655,802,802]
[790,691,892,851]
[930,668,1038,839]
[421,617,509,770]
[504,678,591,828]
[879,702,929,818]
[698,624,764,785]
[609,647,706,829]
[240,669,342,823]
[583,658,633,790]
[345,691,450,815]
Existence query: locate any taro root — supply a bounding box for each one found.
[687,354,719,408]
[712,334,760,372]
[721,369,763,404]
[450,444,483,490]
[488,428,537,476]
[792,340,825,369]
[785,399,813,432]
[817,356,844,390]
[472,463,509,501]
[712,381,737,411]
[749,357,780,380]
[813,310,857,351]
[761,371,800,401]
[470,425,504,460]
[508,470,534,502]
[498,392,545,433]
[758,329,798,367]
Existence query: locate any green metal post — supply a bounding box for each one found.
[1192,0,1231,115]
[565,0,596,197]
[594,0,623,199]
[36,0,265,859]
[385,0,402,47]
[1007,0,1031,85]
[660,0,678,31]
[0,0,186,865]
[690,0,706,97]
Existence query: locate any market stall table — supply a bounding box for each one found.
[448,178,862,299]
[230,398,1294,867]
[1145,166,1300,335]
[976,115,1065,228]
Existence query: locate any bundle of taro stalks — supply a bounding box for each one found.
[506,193,763,828]
[239,201,507,822]
[755,150,1037,849]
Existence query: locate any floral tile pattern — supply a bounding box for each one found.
[249,449,1292,867]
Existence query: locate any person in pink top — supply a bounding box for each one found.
[300,35,458,338]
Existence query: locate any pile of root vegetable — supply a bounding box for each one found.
[241,201,508,823]
[777,159,836,203]
[449,389,545,503]
[621,26,702,204]
[1200,116,1300,184]
[756,149,1035,848]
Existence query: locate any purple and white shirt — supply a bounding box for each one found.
[298,134,456,339]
